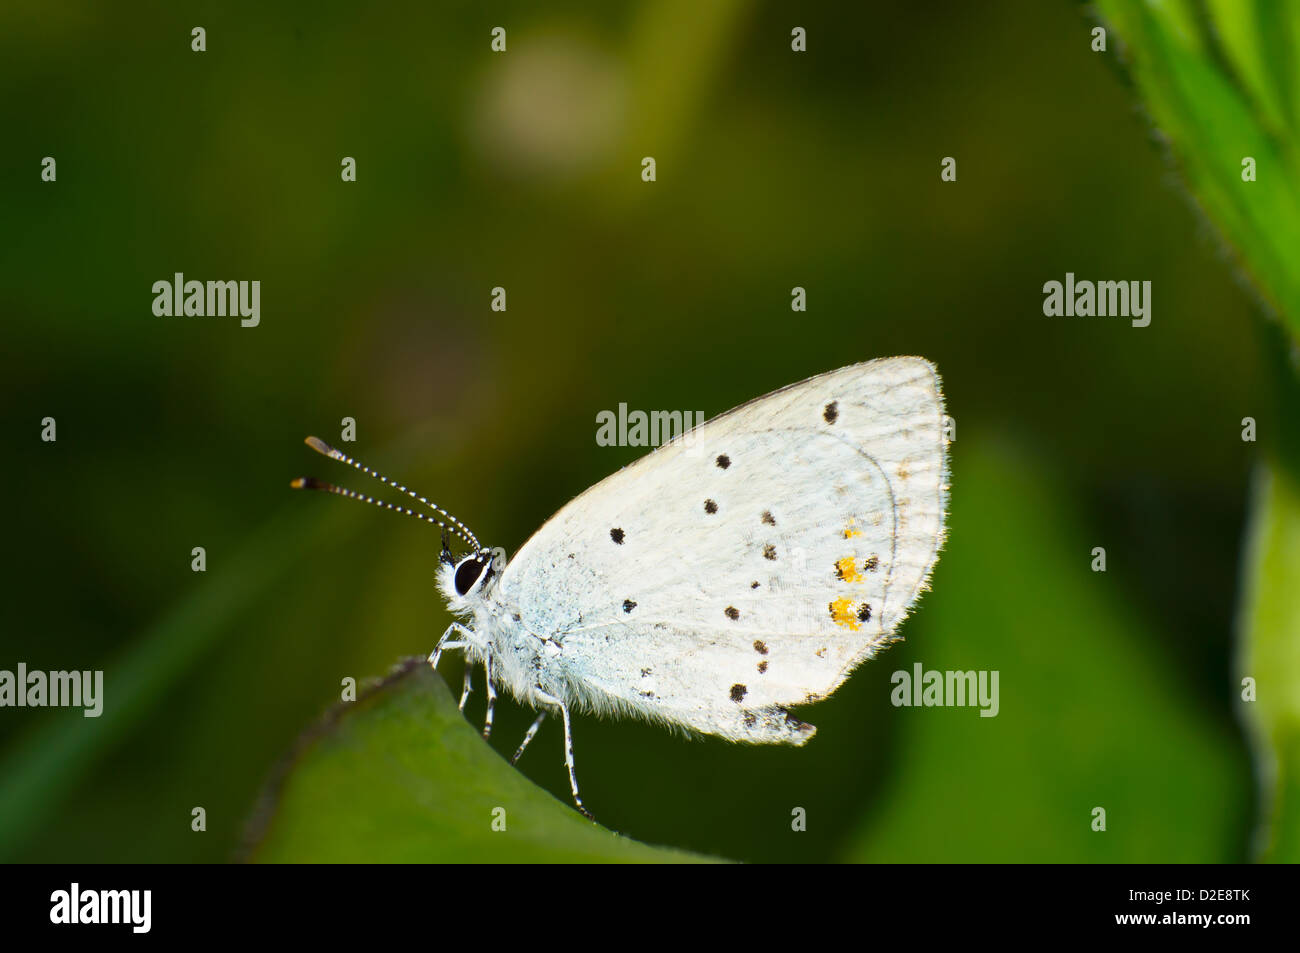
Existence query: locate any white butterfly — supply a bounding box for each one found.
[294,357,948,817]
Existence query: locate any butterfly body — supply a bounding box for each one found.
[438,554,818,746]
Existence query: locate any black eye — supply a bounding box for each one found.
[454,557,487,596]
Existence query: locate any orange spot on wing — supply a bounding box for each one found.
[836,556,864,584]
[829,597,861,631]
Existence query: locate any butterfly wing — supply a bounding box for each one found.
[498,357,947,744]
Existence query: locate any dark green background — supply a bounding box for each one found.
[0,1,1262,861]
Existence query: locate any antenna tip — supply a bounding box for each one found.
[305,436,336,457]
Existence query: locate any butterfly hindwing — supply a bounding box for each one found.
[499,357,947,743]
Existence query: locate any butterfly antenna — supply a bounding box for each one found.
[290,476,481,549]
[294,436,482,551]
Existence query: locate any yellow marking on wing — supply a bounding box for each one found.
[843,519,862,538]
[836,556,864,584]
[829,597,861,631]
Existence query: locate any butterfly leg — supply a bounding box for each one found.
[458,665,473,711]
[534,689,593,820]
[429,641,467,669]
[481,655,497,740]
[428,622,474,670]
[511,712,547,765]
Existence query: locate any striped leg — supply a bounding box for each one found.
[511,712,547,765]
[459,664,473,711]
[535,690,592,820]
[482,655,497,739]
[428,623,473,670]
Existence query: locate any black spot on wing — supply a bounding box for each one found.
[858,603,872,622]
[730,684,748,702]
[761,510,776,525]
[704,499,718,514]
[610,528,625,544]
[716,454,730,469]
[623,599,637,613]
[823,401,839,424]
[865,554,879,572]
[724,606,740,620]
[758,660,768,674]
[762,544,777,560]
[753,640,768,655]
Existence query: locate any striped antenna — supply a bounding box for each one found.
[293,437,481,551]
[290,476,481,551]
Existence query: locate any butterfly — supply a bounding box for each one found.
[293,357,948,817]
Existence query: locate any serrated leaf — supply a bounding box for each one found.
[1097,0,1300,337]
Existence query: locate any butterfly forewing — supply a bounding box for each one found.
[499,357,947,743]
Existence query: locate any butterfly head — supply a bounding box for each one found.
[438,544,506,610]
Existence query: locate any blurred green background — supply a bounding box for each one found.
[0,0,1285,862]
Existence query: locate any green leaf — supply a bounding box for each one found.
[244,658,718,862]
[1096,0,1300,338]
[1236,462,1300,862]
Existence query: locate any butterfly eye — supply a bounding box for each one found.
[454,556,488,596]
